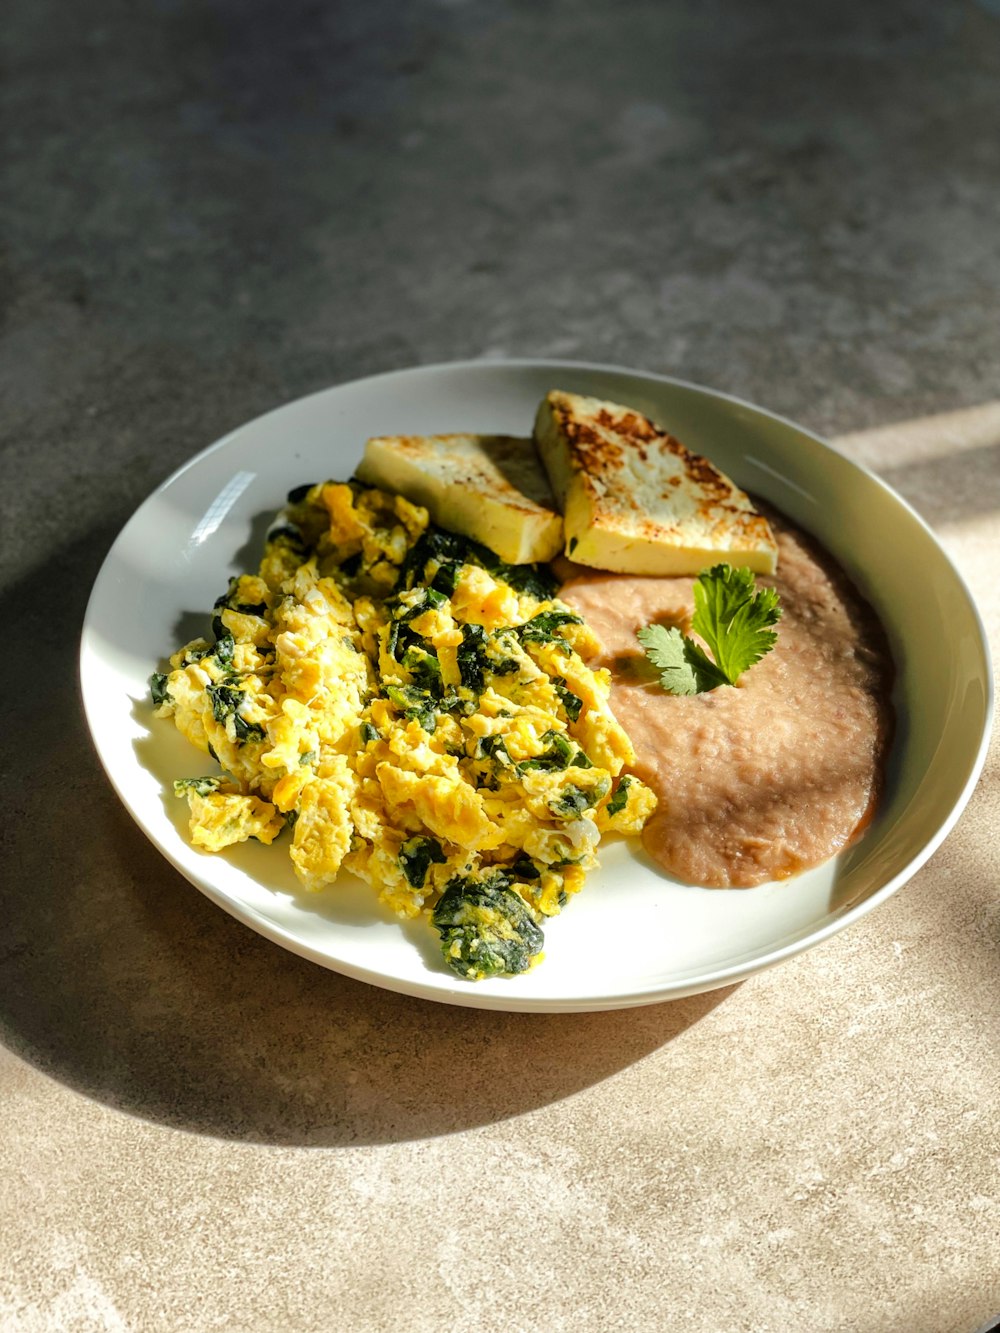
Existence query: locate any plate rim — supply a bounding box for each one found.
[79,356,996,1012]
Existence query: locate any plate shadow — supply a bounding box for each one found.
[4,528,736,1148]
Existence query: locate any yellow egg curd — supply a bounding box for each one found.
[152,480,655,980]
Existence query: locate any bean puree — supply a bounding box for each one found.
[560,510,893,887]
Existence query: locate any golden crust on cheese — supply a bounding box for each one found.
[355,433,563,565]
[534,391,778,575]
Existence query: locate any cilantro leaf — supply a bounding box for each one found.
[638,565,781,695]
[691,564,781,683]
[636,624,728,695]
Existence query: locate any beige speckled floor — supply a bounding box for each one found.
[2,408,998,1333]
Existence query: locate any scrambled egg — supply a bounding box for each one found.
[152,480,656,979]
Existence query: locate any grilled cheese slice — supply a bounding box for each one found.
[534,391,778,575]
[355,433,563,565]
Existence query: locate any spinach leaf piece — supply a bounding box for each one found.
[517,730,574,772]
[477,734,512,764]
[172,776,224,797]
[207,682,243,724]
[507,855,541,882]
[431,872,544,980]
[457,623,489,692]
[605,775,633,818]
[402,646,443,694]
[149,672,171,707]
[384,684,438,732]
[551,784,594,820]
[516,609,583,651]
[401,525,557,602]
[399,836,447,889]
[553,677,583,721]
[212,631,235,667]
[206,682,265,744]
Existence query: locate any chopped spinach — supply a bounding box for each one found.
[233,714,266,743]
[431,872,544,980]
[399,835,447,889]
[286,483,314,504]
[179,640,213,665]
[384,684,438,732]
[386,618,425,663]
[477,734,512,764]
[494,559,558,602]
[551,784,594,819]
[517,730,574,773]
[206,682,265,744]
[606,776,633,818]
[430,560,462,595]
[403,645,443,694]
[207,682,243,724]
[457,624,522,691]
[399,586,448,620]
[385,589,446,663]
[149,672,171,707]
[360,721,379,744]
[299,749,318,766]
[400,528,481,587]
[385,620,401,659]
[553,677,583,721]
[172,776,224,798]
[516,609,583,650]
[212,631,235,667]
[458,623,489,691]
[438,687,477,717]
[401,525,557,603]
[507,855,541,882]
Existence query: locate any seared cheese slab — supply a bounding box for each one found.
[355,433,563,565]
[534,391,778,575]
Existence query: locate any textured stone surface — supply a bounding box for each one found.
[2,3,1000,1331]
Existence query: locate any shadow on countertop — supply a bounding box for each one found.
[0,526,734,1148]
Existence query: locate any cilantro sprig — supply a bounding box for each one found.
[637,564,781,696]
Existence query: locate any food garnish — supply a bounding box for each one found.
[637,564,781,695]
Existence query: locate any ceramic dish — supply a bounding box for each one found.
[80,360,993,1012]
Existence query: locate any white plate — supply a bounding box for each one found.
[80,360,994,1012]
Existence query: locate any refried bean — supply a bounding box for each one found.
[560,508,893,888]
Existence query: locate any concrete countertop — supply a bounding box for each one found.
[2,3,999,1330]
